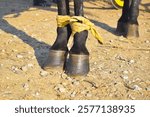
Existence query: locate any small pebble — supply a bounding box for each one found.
[31,56,36,59]
[116,55,126,61]
[119,36,125,40]
[61,73,68,79]
[16,54,23,59]
[35,91,40,96]
[72,80,80,85]
[6,77,10,79]
[128,94,136,100]
[21,66,28,72]
[27,63,33,68]
[1,49,5,52]
[40,70,49,77]
[12,49,17,52]
[121,75,128,80]
[32,91,40,97]
[44,18,48,21]
[66,77,73,81]
[70,91,76,97]
[128,59,135,64]
[109,40,113,43]
[132,85,142,91]
[11,66,20,74]
[55,84,66,93]
[145,40,149,43]
[145,87,150,91]
[94,62,97,65]
[12,35,17,38]
[81,90,86,95]
[35,13,39,16]
[122,70,129,74]
[22,83,29,91]
[0,64,4,67]
[85,93,92,97]
[28,51,32,54]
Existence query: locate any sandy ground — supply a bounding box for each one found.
[0,0,150,100]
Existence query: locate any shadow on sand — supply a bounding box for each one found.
[0,0,58,67]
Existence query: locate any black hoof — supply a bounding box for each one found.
[65,54,89,76]
[116,22,127,36]
[43,50,67,70]
[126,24,139,38]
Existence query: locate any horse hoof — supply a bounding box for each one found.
[126,24,139,38]
[116,22,127,36]
[65,54,89,76]
[43,50,67,71]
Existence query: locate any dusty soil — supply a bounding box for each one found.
[0,0,150,100]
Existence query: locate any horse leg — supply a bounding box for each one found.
[65,0,90,76]
[33,0,51,6]
[43,0,71,70]
[116,0,130,35]
[126,0,140,37]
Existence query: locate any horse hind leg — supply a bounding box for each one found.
[43,0,71,71]
[126,0,140,38]
[116,0,140,38]
[116,0,130,36]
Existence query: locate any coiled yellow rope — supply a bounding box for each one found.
[56,15,103,44]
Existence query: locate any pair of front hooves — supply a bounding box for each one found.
[116,22,139,38]
[43,50,89,76]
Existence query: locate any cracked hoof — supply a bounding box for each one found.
[43,50,67,71]
[126,24,139,38]
[116,22,127,36]
[65,54,89,76]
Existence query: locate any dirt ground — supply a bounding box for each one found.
[0,0,150,100]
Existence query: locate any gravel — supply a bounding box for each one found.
[21,66,28,72]
[121,75,129,80]
[11,66,21,74]
[122,70,129,74]
[70,91,76,97]
[132,85,142,91]
[54,84,66,93]
[40,70,49,77]
[22,83,29,91]
[128,59,135,64]
[16,54,23,59]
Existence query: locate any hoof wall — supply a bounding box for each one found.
[65,54,89,76]
[126,24,139,38]
[43,50,67,70]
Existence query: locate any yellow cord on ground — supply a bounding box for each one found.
[57,15,103,44]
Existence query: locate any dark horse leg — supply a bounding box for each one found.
[127,0,140,37]
[33,0,51,6]
[116,0,140,37]
[116,0,130,35]
[65,0,90,76]
[43,0,71,70]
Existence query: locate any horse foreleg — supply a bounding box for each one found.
[65,0,90,76]
[43,0,71,70]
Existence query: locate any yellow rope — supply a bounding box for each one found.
[56,15,70,27]
[57,15,103,44]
